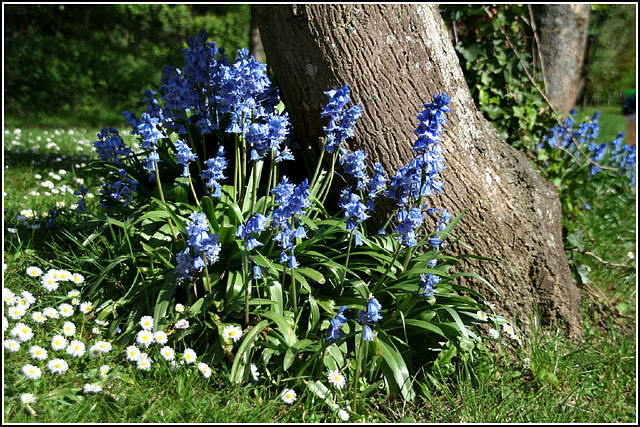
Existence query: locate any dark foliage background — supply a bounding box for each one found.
[4,4,250,126]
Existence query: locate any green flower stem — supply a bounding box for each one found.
[371,241,402,294]
[262,152,275,216]
[240,135,247,201]
[185,126,202,177]
[188,176,201,208]
[341,230,354,287]
[153,159,178,242]
[201,134,208,165]
[309,143,326,196]
[318,154,337,206]
[352,332,366,413]
[234,134,241,202]
[241,248,250,327]
[250,161,259,214]
[290,265,298,317]
[203,253,212,294]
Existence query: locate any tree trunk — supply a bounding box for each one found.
[255,4,582,340]
[533,4,590,116]
[249,6,265,63]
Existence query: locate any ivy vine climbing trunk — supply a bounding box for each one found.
[254,4,582,340]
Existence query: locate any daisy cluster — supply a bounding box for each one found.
[477,301,524,347]
[4,127,102,231]
[4,265,114,407]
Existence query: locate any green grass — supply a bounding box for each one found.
[3,117,636,423]
[576,105,630,144]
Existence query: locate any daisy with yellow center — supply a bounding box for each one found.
[281,388,297,405]
[222,324,243,343]
[80,302,93,313]
[327,370,346,389]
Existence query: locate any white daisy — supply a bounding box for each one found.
[83,383,103,394]
[66,340,86,357]
[92,327,101,335]
[183,348,197,364]
[3,288,15,305]
[22,364,42,380]
[21,290,36,305]
[488,328,500,340]
[67,289,81,298]
[153,331,168,345]
[136,356,152,371]
[62,321,76,337]
[95,341,112,353]
[11,323,34,342]
[99,365,110,378]
[125,345,142,362]
[50,335,68,351]
[136,330,155,347]
[222,324,243,342]
[139,316,154,331]
[476,311,488,321]
[327,370,346,389]
[502,324,515,336]
[88,345,102,358]
[160,346,175,361]
[20,393,36,405]
[197,362,212,378]
[4,339,21,352]
[70,273,85,285]
[280,388,297,405]
[94,319,109,327]
[47,358,69,375]
[175,303,185,313]
[41,275,59,292]
[79,301,94,314]
[8,305,27,320]
[29,311,44,325]
[251,364,260,381]
[58,303,74,318]
[26,266,43,277]
[338,409,350,421]
[29,345,48,361]
[43,307,59,320]
[56,270,72,281]
[175,319,190,329]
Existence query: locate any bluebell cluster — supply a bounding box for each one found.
[536,110,636,185]
[338,188,370,247]
[389,93,449,205]
[236,213,268,251]
[99,168,138,207]
[326,306,348,342]
[339,149,369,191]
[357,295,383,341]
[270,177,312,270]
[419,270,440,298]
[201,146,228,198]
[321,84,363,154]
[174,139,197,177]
[175,212,221,284]
[93,127,132,164]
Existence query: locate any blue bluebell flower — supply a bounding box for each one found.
[420,273,440,298]
[321,84,363,153]
[174,140,197,177]
[201,146,228,198]
[176,212,221,284]
[93,127,132,164]
[394,207,425,248]
[357,294,382,341]
[326,306,348,342]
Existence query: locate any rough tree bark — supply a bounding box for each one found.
[533,4,590,116]
[255,4,582,340]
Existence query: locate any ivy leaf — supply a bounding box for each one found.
[567,230,585,252]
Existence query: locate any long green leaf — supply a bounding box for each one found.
[376,331,415,401]
[229,319,269,383]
